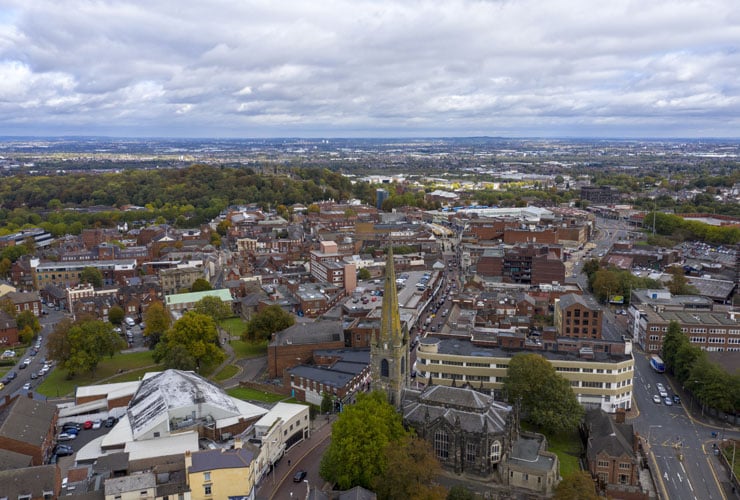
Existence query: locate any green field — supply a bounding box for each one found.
[36,351,162,397]
[214,364,239,381]
[546,430,583,477]
[227,386,286,403]
[230,339,268,358]
[220,317,248,337]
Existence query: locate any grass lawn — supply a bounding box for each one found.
[36,351,161,397]
[220,317,248,338]
[230,339,267,358]
[105,366,163,384]
[721,443,740,478]
[227,386,286,403]
[546,430,583,477]
[214,364,239,381]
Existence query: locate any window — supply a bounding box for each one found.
[597,460,609,468]
[619,474,629,484]
[434,429,449,459]
[204,485,212,496]
[381,359,389,377]
[491,441,501,462]
[466,442,478,463]
[619,462,631,470]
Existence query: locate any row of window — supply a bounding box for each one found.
[434,430,501,463]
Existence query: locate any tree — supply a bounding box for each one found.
[446,486,478,500]
[143,301,171,348]
[47,318,126,377]
[357,267,372,280]
[661,320,685,372]
[245,304,295,341]
[554,471,598,500]
[16,310,41,338]
[153,311,225,371]
[321,392,333,414]
[108,305,125,326]
[372,435,446,500]
[0,257,11,279]
[80,267,103,288]
[190,278,212,292]
[504,353,584,434]
[193,296,232,323]
[667,267,697,295]
[0,298,15,317]
[320,391,409,490]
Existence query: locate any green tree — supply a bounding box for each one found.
[504,353,584,434]
[321,392,333,414]
[357,267,372,280]
[47,318,126,377]
[446,486,479,500]
[591,269,620,303]
[153,311,225,371]
[553,471,598,500]
[143,301,171,348]
[190,278,212,292]
[581,259,601,280]
[661,320,685,373]
[0,257,11,278]
[245,304,295,341]
[371,435,446,500]
[320,391,408,490]
[193,296,233,323]
[108,305,125,326]
[16,310,41,338]
[0,298,15,317]
[80,266,103,288]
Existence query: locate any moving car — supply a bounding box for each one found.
[653,395,661,404]
[293,470,307,482]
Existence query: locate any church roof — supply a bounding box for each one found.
[585,409,635,461]
[403,385,512,434]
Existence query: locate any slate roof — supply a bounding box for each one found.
[403,385,511,434]
[0,448,33,470]
[585,409,635,462]
[507,435,557,472]
[127,370,239,438]
[0,464,58,498]
[189,446,256,473]
[0,396,56,447]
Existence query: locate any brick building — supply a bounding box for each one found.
[476,244,565,286]
[0,396,58,465]
[554,294,604,339]
[267,321,345,378]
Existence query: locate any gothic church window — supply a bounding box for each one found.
[381,359,389,377]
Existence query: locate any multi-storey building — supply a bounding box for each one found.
[34,259,137,289]
[309,240,357,294]
[476,244,565,286]
[580,186,620,205]
[415,336,634,413]
[629,307,740,353]
[554,293,604,339]
[159,266,204,295]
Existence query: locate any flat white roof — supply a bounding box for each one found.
[254,402,308,429]
[125,430,199,461]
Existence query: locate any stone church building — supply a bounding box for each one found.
[370,248,561,496]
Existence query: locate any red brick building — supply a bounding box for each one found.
[554,293,604,339]
[0,396,58,466]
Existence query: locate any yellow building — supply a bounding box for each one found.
[186,441,259,500]
[416,336,634,413]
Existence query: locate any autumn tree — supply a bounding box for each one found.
[504,353,584,434]
[16,310,41,337]
[153,311,225,371]
[320,391,409,490]
[143,301,171,348]
[371,435,446,500]
[667,266,697,295]
[245,304,295,341]
[193,296,233,323]
[357,267,372,280]
[47,318,126,377]
[554,471,598,500]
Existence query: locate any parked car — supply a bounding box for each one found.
[83,420,93,430]
[0,382,4,390]
[653,395,661,404]
[54,445,74,457]
[22,382,31,391]
[673,395,681,405]
[293,470,307,482]
[664,397,673,406]
[30,371,38,380]
[92,419,103,430]
[57,433,77,441]
[63,427,80,436]
[61,422,82,432]
[105,416,118,427]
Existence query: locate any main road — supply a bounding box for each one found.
[632,348,737,500]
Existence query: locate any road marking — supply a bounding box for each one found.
[677,472,682,483]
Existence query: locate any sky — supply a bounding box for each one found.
[0,0,739,139]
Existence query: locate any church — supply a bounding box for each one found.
[370,249,560,495]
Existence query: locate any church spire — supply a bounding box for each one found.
[380,246,403,345]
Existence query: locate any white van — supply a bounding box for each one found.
[124,317,136,328]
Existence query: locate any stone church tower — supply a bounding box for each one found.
[371,248,410,408]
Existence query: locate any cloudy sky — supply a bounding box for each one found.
[1,0,738,138]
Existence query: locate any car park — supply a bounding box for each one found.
[653,395,661,404]
[658,388,668,398]
[57,432,77,441]
[664,397,673,406]
[293,470,307,482]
